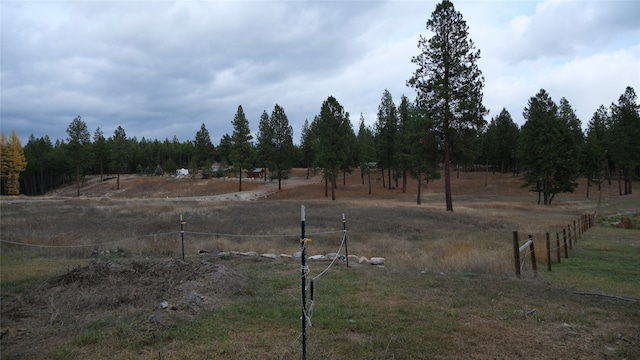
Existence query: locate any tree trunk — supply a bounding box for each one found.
[444,138,453,211]
[116,173,120,191]
[367,169,371,195]
[381,168,386,189]
[324,174,328,198]
[417,170,422,205]
[278,176,282,190]
[617,165,622,196]
[239,166,243,192]
[331,173,336,200]
[388,165,392,190]
[76,165,81,196]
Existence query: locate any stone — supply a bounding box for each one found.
[370,257,385,265]
[260,253,278,259]
[280,254,293,259]
[358,256,370,264]
[309,255,326,261]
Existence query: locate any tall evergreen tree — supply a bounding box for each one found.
[22,135,53,195]
[408,0,487,211]
[93,127,108,180]
[608,86,640,195]
[518,89,579,205]
[483,108,519,174]
[193,123,215,177]
[357,114,376,195]
[256,110,274,181]
[299,119,317,179]
[110,126,128,190]
[316,96,350,200]
[582,105,609,197]
[375,89,398,190]
[230,105,253,191]
[269,104,294,190]
[396,95,413,193]
[66,116,93,196]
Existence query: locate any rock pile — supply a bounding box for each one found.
[200,250,385,265]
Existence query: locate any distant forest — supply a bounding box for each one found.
[6,85,638,204]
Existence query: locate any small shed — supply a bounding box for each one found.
[176,168,189,177]
[249,168,265,179]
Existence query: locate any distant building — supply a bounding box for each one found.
[176,168,189,177]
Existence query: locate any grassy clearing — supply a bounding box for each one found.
[540,226,640,299]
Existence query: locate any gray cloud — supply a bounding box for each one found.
[1,1,638,147]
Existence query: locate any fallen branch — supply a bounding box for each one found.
[574,291,640,303]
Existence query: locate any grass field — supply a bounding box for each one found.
[1,170,638,359]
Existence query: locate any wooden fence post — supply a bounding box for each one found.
[513,231,521,278]
[568,224,573,250]
[563,228,568,258]
[556,232,561,263]
[546,232,551,272]
[528,235,537,276]
[574,220,578,242]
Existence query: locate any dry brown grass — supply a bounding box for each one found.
[1,169,639,359]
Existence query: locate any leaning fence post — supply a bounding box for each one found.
[567,224,573,250]
[343,213,348,268]
[563,228,568,258]
[546,232,551,272]
[574,220,578,242]
[528,235,537,276]
[513,231,521,277]
[556,232,561,263]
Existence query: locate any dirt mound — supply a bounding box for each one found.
[48,259,247,314]
[1,257,249,357]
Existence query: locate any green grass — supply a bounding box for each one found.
[540,226,640,299]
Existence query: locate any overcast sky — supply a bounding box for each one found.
[2,0,639,146]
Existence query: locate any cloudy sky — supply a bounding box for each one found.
[2,0,639,146]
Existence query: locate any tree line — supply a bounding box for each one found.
[3,0,639,209]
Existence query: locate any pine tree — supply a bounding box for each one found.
[609,86,640,195]
[194,123,215,176]
[518,89,579,204]
[110,126,128,190]
[316,96,350,200]
[230,105,253,192]
[66,116,93,196]
[375,89,398,191]
[582,105,609,197]
[269,104,294,190]
[256,110,274,181]
[299,119,317,179]
[408,0,487,211]
[357,114,376,195]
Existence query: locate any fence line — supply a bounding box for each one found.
[0,231,180,249]
[513,213,594,277]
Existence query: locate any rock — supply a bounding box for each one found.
[160,301,169,309]
[239,251,258,257]
[293,251,302,258]
[358,256,370,264]
[370,257,385,265]
[309,255,326,261]
[188,290,204,306]
[260,253,278,259]
[347,255,360,262]
[325,253,339,260]
[280,254,293,259]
